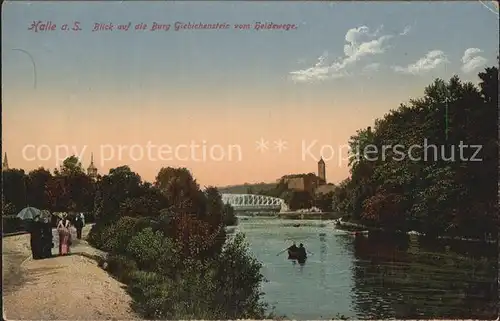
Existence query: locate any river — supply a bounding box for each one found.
[231,216,497,319]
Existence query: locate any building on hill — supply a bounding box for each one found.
[280,159,328,194]
[281,173,324,194]
[318,157,326,181]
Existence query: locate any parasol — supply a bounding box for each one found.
[16,207,42,221]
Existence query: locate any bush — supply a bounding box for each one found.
[213,233,267,319]
[106,254,138,283]
[223,203,238,226]
[127,270,175,319]
[104,216,147,254]
[85,167,269,320]
[126,227,165,270]
[2,215,24,233]
[88,216,151,253]
[87,222,114,249]
[98,223,268,319]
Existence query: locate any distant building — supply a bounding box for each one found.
[87,153,98,180]
[2,152,9,171]
[280,159,327,194]
[318,157,326,181]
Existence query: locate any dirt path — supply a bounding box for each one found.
[2,225,140,320]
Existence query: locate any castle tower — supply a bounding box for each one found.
[87,153,98,180]
[318,157,326,183]
[2,152,9,171]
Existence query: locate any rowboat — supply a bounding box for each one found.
[287,250,307,261]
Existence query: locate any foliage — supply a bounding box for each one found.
[105,254,138,283]
[255,179,289,199]
[314,191,334,212]
[223,203,238,226]
[82,165,268,319]
[287,190,314,210]
[53,155,85,176]
[217,182,276,194]
[26,167,52,210]
[2,215,23,233]
[120,232,268,320]
[154,167,204,215]
[2,169,27,213]
[333,66,498,238]
[126,227,166,270]
[212,233,267,318]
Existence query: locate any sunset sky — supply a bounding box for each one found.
[2,1,498,186]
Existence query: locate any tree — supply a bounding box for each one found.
[54,155,85,176]
[288,191,313,210]
[154,167,204,215]
[332,65,498,237]
[26,167,53,210]
[314,191,334,212]
[98,166,143,223]
[3,169,28,212]
[86,166,269,320]
[223,203,238,226]
[46,157,95,212]
[204,186,224,226]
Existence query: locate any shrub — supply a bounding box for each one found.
[2,215,23,233]
[106,254,138,283]
[88,216,152,253]
[169,214,223,259]
[126,227,165,270]
[223,203,238,226]
[108,228,268,320]
[87,222,114,249]
[85,167,269,320]
[213,233,267,319]
[127,270,174,319]
[103,216,146,254]
[154,237,184,278]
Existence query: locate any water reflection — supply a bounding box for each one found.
[237,217,497,319]
[319,233,327,285]
[349,232,498,319]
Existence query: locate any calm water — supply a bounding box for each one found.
[233,216,498,319]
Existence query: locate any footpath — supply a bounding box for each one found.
[2,225,140,320]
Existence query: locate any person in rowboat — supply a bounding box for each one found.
[297,243,307,259]
[276,242,298,258]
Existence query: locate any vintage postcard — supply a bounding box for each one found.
[2,1,499,320]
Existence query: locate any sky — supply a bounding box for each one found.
[2,1,499,187]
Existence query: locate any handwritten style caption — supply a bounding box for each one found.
[28,21,298,32]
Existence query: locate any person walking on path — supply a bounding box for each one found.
[75,213,84,239]
[57,214,72,255]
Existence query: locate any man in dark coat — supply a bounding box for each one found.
[28,221,42,259]
[75,214,84,239]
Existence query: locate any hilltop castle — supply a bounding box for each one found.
[279,158,335,195]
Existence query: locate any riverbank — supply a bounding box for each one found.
[276,212,342,220]
[336,219,497,243]
[2,225,139,320]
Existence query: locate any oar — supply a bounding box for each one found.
[276,248,288,256]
